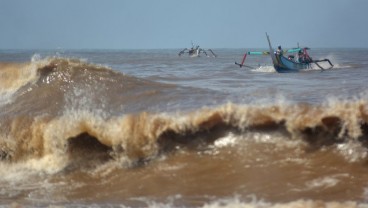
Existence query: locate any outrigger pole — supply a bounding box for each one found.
[235,53,254,69]
[208,49,217,58]
[301,47,334,70]
[235,53,247,67]
[312,59,334,70]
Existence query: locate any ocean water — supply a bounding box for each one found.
[0,48,368,207]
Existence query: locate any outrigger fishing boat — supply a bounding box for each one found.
[235,33,333,72]
[178,41,217,58]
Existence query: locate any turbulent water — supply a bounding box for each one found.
[0,48,368,207]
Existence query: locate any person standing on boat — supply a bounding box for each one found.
[276,46,283,55]
[298,48,313,63]
[298,50,304,63]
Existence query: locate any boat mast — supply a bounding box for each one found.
[266,33,278,66]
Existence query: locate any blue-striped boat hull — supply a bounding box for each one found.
[274,55,311,73]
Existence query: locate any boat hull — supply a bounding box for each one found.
[274,55,311,73]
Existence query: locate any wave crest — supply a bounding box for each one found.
[1,99,368,171]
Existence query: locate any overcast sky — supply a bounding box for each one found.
[1,0,367,49]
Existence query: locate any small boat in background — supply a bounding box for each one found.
[236,33,333,72]
[178,41,217,58]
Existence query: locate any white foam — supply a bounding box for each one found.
[31,53,42,62]
[214,132,238,148]
[336,141,368,162]
[0,91,15,106]
[305,173,349,191]
[0,154,67,183]
[202,198,361,208]
[306,176,340,189]
[252,65,275,73]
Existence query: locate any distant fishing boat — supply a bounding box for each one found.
[235,33,333,72]
[178,41,217,58]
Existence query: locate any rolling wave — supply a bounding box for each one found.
[1,99,368,170]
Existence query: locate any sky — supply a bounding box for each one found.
[0,0,367,49]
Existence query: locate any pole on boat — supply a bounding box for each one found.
[235,53,253,68]
[236,53,247,67]
[266,32,278,66]
[208,49,217,58]
[312,59,334,71]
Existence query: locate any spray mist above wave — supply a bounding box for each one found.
[0,56,178,117]
[0,62,39,106]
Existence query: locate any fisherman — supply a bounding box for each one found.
[298,48,313,63]
[188,47,195,56]
[303,48,313,63]
[298,50,304,63]
[276,46,283,55]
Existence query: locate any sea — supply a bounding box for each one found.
[0,48,368,207]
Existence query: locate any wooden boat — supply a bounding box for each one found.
[236,33,333,72]
[271,49,313,73]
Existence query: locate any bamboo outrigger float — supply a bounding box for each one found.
[236,33,333,72]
